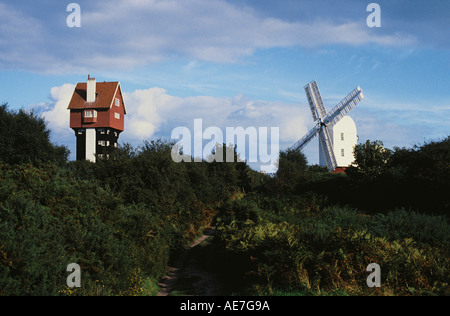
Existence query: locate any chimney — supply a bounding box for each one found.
[86,75,96,103]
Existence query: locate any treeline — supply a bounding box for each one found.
[0,104,259,295]
[262,138,450,216]
[345,139,450,215]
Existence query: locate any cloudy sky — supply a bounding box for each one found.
[0,0,449,171]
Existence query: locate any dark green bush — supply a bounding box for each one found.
[0,163,132,295]
[0,104,69,165]
[0,193,66,295]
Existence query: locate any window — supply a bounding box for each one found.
[341,149,345,157]
[84,110,97,118]
[341,133,344,141]
[115,112,120,119]
[98,129,105,134]
[115,98,120,106]
[98,140,106,146]
[107,141,110,147]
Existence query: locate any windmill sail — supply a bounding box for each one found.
[319,125,337,172]
[290,123,320,151]
[305,80,327,121]
[323,87,364,127]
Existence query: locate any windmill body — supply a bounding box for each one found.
[319,116,358,168]
[290,80,364,172]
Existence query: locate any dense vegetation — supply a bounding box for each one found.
[211,138,449,295]
[213,197,449,295]
[0,104,448,295]
[0,104,255,295]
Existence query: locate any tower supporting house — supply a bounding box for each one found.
[67,76,127,162]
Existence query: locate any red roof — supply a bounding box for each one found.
[332,167,347,174]
[67,81,127,114]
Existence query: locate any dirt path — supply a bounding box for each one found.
[157,227,226,296]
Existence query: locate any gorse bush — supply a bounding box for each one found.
[0,193,66,295]
[0,163,132,295]
[0,139,250,295]
[214,196,450,295]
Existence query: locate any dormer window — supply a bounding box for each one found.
[83,110,97,123]
[84,110,97,118]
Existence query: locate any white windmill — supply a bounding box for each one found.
[290,80,364,172]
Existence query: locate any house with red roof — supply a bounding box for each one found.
[67,75,126,161]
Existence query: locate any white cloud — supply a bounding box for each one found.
[82,1,417,66]
[0,0,418,73]
[35,83,312,163]
[29,83,77,157]
[40,84,76,135]
[36,83,310,149]
[122,87,171,140]
[120,87,309,171]
[122,88,232,142]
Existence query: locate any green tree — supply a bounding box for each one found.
[274,148,308,192]
[0,103,69,165]
[347,140,392,180]
[384,137,450,214]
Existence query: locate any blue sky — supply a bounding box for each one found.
[0,0,449,170]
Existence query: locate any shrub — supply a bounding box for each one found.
[0,163,132,295]
[214,197,450,296]
[0,104,69,165]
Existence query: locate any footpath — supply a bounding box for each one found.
[157,227,226,296]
